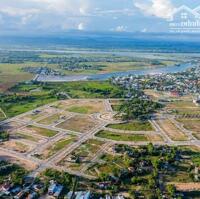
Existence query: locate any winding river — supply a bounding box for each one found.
[35,62,195,82]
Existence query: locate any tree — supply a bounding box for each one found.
[166,184,176,197]
[119,98,163,121]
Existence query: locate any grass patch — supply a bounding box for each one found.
[27,125,57,137]
[107,120,153,131]
[67,106,89,114]
[96,130,148,141]
[15,133,39,142]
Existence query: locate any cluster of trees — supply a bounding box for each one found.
[0,130,9,141]
[98,144,181,198]
[43,168,73,188]
[0,161,27,185]
[119,98,163,120]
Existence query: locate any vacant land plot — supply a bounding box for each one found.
[56,115,98,133]
[20,107,57,122]
[146,134,164,142]
[37,136,76,159]
[58,139,104,171]
[166,101,200,116]
[25,125,58,137]
[71,139,104,160]
[65,100,105,114]
[87,153,128,177]
[109,100,123,111]
[157,119,188,141]
[96,130,148,142]
[107,121,154,131]
[174,183,200,192]
[177,119,200,139]
[1,140,30,153]
[11,132,40,143]
[38,113,71,125]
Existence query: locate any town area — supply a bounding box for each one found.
[1,92,200,198]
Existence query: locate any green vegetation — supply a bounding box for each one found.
[15,133,39,142]
[0,92,57,118]
[107,120,153,131]
[0,81,124,118]
[96,130,148,141]
[0,127,9,141]
[42,168,73,189]
[86,144,199,198]
[119,98,163,120]
[27,125,57,137]
[67,106,89,114]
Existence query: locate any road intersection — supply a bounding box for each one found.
[1,99,200,179]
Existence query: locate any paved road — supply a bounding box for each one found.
[2,99,200,180]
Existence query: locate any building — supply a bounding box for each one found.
[65,191,91,199]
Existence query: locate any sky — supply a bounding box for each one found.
[0,0,199,34]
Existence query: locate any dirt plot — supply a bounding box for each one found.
[20,125,58,137]
[177,119,200,139]
[0,153,37,171]
[166,100,200,116]
[177,119,200,133]
[146,134,164,142]
[55,99,106,114]
[38,112,71,125]
[0,121,23,131]
[56,115,99,133]
[0,140,30,153]
[173,183,200,191]
[157,119,188,141]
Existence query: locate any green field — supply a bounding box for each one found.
[107,121,153,131]
[0,111,6,121]
[15,133,39,142]
[96,130,148,141]
[1,81,123,118]
[27,125,58,137]
[38,114,63,125]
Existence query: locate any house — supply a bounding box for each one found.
[65,191,91,199]
[193,95,200,106]
[48,180,63,198]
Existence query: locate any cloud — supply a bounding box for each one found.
[115,25,127,32]
[134,0,175,19]
[0,0,92,31]
[78,22,85,30]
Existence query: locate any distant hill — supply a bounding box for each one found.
[0,31,200,53]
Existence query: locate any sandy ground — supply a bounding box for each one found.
[56,99,106,113]
[147,134,164,142]
[174,183,200,191]
[56,115,99,133]
[0,152,37,171]
[157,119,188,141]
[1,140,31,153]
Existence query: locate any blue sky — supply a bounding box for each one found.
[0,0,199,34]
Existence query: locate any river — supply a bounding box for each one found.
[35,62,195,82]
